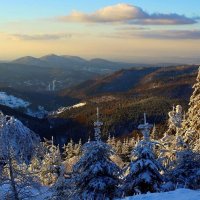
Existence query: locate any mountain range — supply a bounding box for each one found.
[12,54,139,74]
[0,54,199,143]
[0,55,149,95]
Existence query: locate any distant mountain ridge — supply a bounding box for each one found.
[1,55,152,110]
[0,54,156,94]
[61,65,198,99]
[12,54,139,74]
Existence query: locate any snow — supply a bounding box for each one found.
[0,183,52,200]
[0,92,48,119]
[26,106,48,119]
[119,189,200,200]
[0,92,30,108]
[49,102,86,115]
[72,102,86,108]
[0,114,40,162]
[1,185,199,200]
[26,186,52,200]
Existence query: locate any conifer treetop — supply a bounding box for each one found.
[138,113,153,141]
[94,107,103,142]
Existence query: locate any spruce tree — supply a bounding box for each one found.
[122,114,163,195]
[68,107,121,200]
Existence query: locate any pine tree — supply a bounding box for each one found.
[68,107,122,200]
[122,114,163,195]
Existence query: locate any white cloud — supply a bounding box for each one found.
[58,4,147,23]
[57,3,197,25]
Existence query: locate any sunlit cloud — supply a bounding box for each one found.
[128,13,197,25]
[106,29,200,40]
[116,26,150,31]
[7,33,72,41]
[139,29,200,39]
[57,3,197,25]
[57,4,146,23]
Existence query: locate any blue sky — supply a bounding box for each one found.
[0,0,199,20]
[0,0,199,62]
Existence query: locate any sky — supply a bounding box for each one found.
[0,0,200,62]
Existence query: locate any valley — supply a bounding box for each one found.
[0,56,198,144]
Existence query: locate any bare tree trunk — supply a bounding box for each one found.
[8,156,20,200]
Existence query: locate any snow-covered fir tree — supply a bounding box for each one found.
[40,137,63,186]
[122,113,163,195]
[73,139,82,157]
[63,139,74,160]
[62,138,82,161]
[115,140,123,154]
[151,124,157,140]
[181,67,200,150]
[165,104,183,135]
[67,107,122,200]
[121,138,132,162]
[111,135,116,149]
[167,68,200,189]
[170,148,200,189]
[160,105,184,168]
[50,164,71,200]
[107,133,111,145]
[0,113,40,200]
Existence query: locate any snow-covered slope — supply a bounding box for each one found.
[0,92,30,108]
[1,186,199,200]
[0,92,48,119]
[120,189,200,200]
[0,184,52,200]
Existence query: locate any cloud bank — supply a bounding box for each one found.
[140,30,200,39]
[8,33,72,41]
[57,3,197,25]
[111,29,200,40]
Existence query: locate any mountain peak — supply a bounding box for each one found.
[12,56,48,66]
[40,54,60,59]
